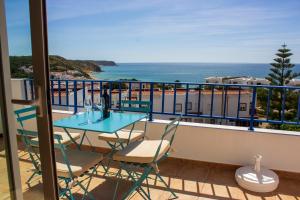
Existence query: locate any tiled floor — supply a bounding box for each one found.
[1,141,300,200]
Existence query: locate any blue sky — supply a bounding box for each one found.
[5,0,300,63]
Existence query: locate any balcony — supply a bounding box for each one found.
[1,125,300,199]
[5,78,300,199]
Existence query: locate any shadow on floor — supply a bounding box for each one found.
[1,137,299,200]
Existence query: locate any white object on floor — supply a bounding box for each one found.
[235,155,279,193]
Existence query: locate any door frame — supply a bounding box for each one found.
[29,0,59,199]
[0,0,23,199]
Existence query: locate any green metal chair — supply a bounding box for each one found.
[98,100,151,149]
[112,116,181,200]
[14,106,41,184]
[17,129,104,200]
[98,100,151,175]
[14,106,82,184]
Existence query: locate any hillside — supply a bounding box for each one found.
[80,60,117,66]
[10,55,103,79]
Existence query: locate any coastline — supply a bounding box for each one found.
[89,72,99,80]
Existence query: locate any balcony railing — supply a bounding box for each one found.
[21,79,300,130]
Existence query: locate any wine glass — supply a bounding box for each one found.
[84,98,92,124]
[95,97,104,120]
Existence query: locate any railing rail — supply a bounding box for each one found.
[21,79,300,130]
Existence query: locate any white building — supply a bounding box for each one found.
[288,79,300,86]
[205,77,223,84]
[206,76,270,85]
[108,88,253,126]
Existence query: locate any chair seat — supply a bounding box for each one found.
[113,140,170,164]
[98,129,144,143]
[31,131,81,145]
[55,149,103,178]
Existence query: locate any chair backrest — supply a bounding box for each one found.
[14,106,37,129]
[153,116,181,162]
[121,100,151,138]
[120,100,151,114]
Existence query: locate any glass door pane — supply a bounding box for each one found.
[4,0,48,199]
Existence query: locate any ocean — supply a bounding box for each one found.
[92,63,300,83]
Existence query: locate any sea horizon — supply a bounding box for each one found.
[93,62,300,83]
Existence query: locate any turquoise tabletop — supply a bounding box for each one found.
[53,111,146,133]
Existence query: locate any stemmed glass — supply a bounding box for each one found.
[84,98,92,124]
[94,97,104,120]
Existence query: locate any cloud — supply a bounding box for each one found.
[6,0,300,62]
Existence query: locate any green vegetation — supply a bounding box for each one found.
[266,44,299,85]
[10,55,102,79]
[10,56,34,78]
[257,44,300,130]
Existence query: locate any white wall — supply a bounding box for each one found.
[11,79,26,99]
[49,111,300,173]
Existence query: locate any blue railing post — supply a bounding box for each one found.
[161,83,165,113]
[266,88,272,121]
[128,82,132,101]
[197,84,202,116]
[149,82,154,121]
[91,81,94,103]
[185,84,189,115]
[281,88,286,123]
[24,80,28,100]
[30,79,34,100]
[249,86,257,131]
[223,85,228,118]
[139,82,142,101]
[236,86,241,119]
[109,82,112,108]
[66,80,69,106]
[173,83,177,114]
[118,82,122,110]
[100,81,103,97]
[74,80,78,113]
[297,91,300,124]
[51,80,54,104]
[210,85,215,117]
[82,81,85,102]
[58,80,61,105]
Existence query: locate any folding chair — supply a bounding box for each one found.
[112,117,181,200]
[14,106,82,184]
[17,129,104,200]
[98,100,151,150]
[98,100,151,175]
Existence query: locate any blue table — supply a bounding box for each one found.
[53,111,147,148]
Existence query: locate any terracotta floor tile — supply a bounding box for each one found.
[2,140,300,200]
